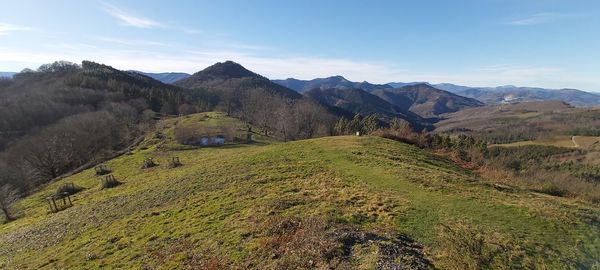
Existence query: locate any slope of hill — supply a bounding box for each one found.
[303,87,427,127]
[175,61,300,99]
[430,83,472,93]
[1,112,598,269]
[273,76,391,92]
[0,61,208,194]
[372,83,484,117]
[435,84,600,107]
[0,61,187,148]
[130,71,190,84]
[433,100,600,143]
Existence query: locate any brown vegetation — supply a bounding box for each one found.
[436,222,526,269]
[0,184,19,221]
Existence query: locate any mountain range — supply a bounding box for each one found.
[272,76,392,92]
[174,61,430,129]
[303,87,425,125]
[371,84,484,117]
[273,77,484,117]
[276,78,600,107]
[7,65,600,107]
[434,84,600,107]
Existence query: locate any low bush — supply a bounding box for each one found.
[168,157,182,168]
[56,183,83,197]
[436,222,525,269]
[101,175,121,189]
[141,158,158,169]
[94,164,111,176]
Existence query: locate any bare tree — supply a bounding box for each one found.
[178,103,197,115]
[294,99,332,139]
[0,184,19,221]
[275,101,297,141]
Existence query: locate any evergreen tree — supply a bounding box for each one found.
[334,117,349,135]
[362,115,379,134]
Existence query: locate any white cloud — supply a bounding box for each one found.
[1,43,599,91]
[102,3,164,28]
[0,22,31,36]
[507,13,578,26]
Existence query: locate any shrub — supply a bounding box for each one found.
[436,222,525,269]
[0,184,19,221]
[94,164,111,176]
[56,183,83,197]
[536,182,568,197]
[101,175,121,189]
[168,157,182,168]
[141,158,158,169]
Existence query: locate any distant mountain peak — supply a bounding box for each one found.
[331,75,348,81]
[497,85,517,89]
[198,60,257,79]
[174,61,301,99]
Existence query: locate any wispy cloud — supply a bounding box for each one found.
[507,12,578,26]
[2,43,599,90]
[0,22,32,36]
[94,36,171,47]
[102,3,164,28]
[179,27,202,34]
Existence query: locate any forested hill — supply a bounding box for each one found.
[174,61,301,99]
[0,60,208,193]
[371,83,484,116]
[303,87,427,129]
[273,75,392,92]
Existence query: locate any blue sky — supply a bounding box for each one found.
[1,0,599,90]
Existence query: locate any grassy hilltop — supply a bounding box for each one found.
[1,112,599,269]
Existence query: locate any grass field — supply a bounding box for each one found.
[492,135,600,149]
[1,113,599,269]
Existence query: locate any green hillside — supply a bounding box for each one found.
[1,113,599,269]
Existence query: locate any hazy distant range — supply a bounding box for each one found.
[5,68,600,106]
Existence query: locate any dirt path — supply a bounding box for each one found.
[572,136,580,147]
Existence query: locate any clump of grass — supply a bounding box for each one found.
[257,216,344,268]
[536,182,568,197]
[168,157,182,168]
[436,222,525,270]
[55,183,83,197]
[101,174,121,189]
[141,158,158,169]
[256,215,433,269]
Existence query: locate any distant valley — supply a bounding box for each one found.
[130,71,191,84]
[0,72,16,78]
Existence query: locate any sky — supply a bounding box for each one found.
[0,0,599,90]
